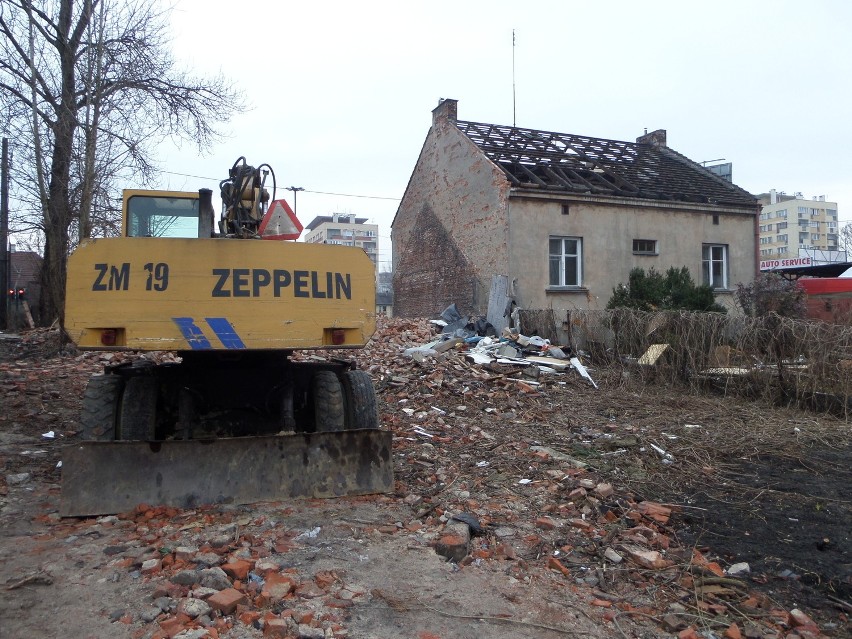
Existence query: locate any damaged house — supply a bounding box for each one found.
[391,99,758,320]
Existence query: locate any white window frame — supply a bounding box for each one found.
[702,244,728,290]
[549,236,582,287]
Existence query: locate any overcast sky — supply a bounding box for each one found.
[159,0,852,271]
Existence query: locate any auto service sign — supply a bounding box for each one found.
[759,257,812,270]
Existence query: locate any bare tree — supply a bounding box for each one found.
[838,222,852,257]
[0,0,244,326]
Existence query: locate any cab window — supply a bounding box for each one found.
[127,195,200,238]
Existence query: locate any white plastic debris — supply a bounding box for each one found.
[517,478,532,485]
[528,336,550,348]
[294,527,321,541]
[476,461,489,468]
[570,357,598,389]
[726,562,751,576]
[604,548,624,563]
[41,431,55,439]
[649,442,675,464]
[56,461,62,468]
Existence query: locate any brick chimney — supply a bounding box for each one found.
[432,98,458,126]
[636,129,667,147]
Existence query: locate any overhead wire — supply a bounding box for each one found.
[160,171,401,202]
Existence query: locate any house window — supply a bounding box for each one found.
[549,237,582,287]
[632,239,657,255]
[702,244,728,290]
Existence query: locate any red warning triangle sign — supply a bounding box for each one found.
[258,199,303,240]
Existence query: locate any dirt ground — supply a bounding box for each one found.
[0,321,849,639]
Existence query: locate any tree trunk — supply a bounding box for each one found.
[38,0,80,328]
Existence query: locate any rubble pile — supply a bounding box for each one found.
[1,319,849,638]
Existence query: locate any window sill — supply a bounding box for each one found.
[546,286,588,293]
[711,288,733,294]
[632,252,659,256]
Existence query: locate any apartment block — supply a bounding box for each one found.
[303,213,379,267]
[756,189,839,260]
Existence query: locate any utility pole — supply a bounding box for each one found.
[0,138,9,330]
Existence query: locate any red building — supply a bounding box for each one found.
[798,277,852,323]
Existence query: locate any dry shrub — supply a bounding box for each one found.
[561,309,852,416]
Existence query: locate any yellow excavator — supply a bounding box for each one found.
[60,158,392,516]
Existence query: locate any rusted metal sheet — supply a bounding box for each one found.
[60,430,393,517]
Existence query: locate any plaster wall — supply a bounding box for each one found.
[507,195,757,312]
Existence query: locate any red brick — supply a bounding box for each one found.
[238,610,261,626]
[722,623,742,639]
[547,556,570,576]
[434,533,468,562]
[535,517,556,530]
[221,559,253,582]
[263,618,291,637]
[569,518,592,531]
[158,613,191,638]
[637,501,672,524]
[265,573,297,599]
[314,570,338,590]
[295,610,314,624]
[207,588,248,615]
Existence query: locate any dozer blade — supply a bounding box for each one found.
[60,430,393,517]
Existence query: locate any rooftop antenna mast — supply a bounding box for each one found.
[512,29,517,127]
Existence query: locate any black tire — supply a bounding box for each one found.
[80,375,124,441]
[312,370,345,433]
[117,376,158,441]
[341,369,379,430]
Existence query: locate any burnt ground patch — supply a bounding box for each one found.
[670,445,852,616]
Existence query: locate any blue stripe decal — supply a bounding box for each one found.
[172,317,212,349]
[205,317,246,349]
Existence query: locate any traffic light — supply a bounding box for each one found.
[7,288,25,300]
[16,288,24,299]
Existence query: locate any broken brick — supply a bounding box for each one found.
[723,623,742,639]
[207,588,248,615]
[547,556,570,576]
[221,559,253,582]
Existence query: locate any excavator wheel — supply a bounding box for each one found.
[312,370,345,432]
[341,370,379,430]
[117,376,158,441]
[80,374,124,441]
